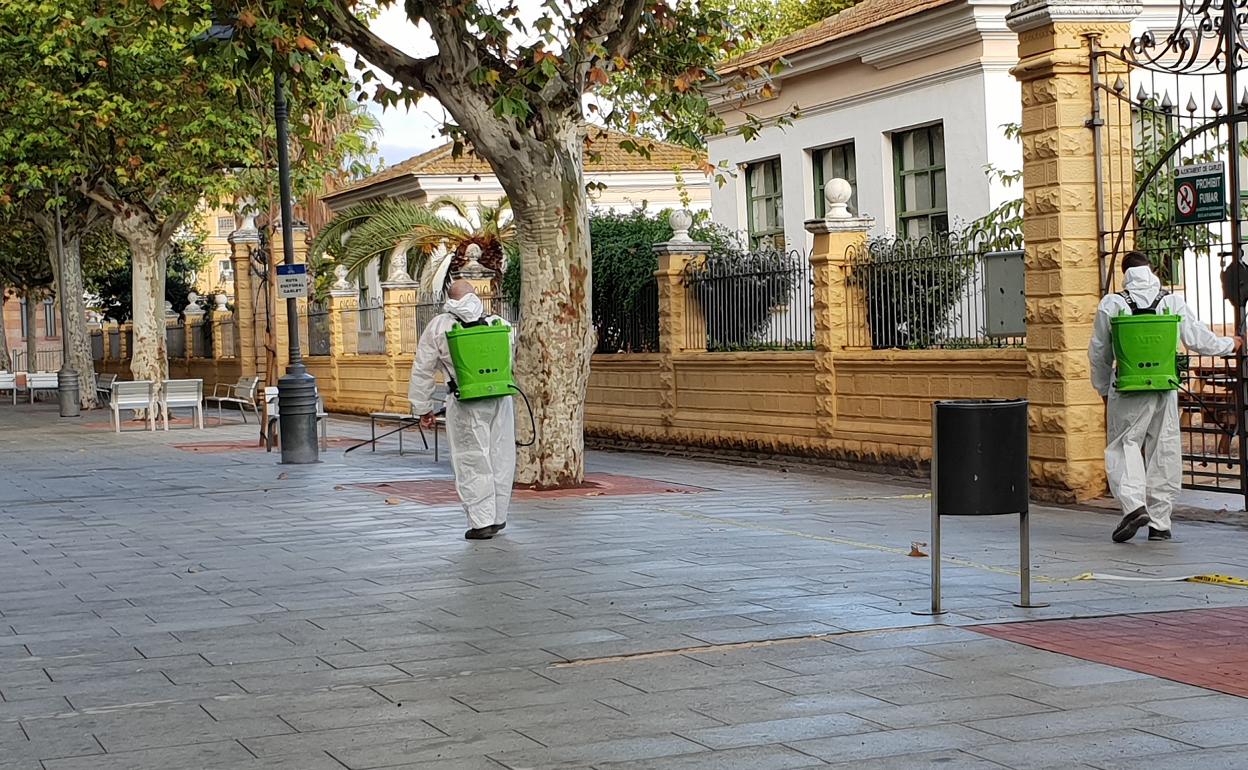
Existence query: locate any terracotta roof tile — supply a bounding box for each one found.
[720,0,962,76]
[327,129,704,200]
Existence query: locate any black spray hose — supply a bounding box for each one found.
[510,386,537,448]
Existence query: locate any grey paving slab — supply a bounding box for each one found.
[39,739,256,770]
[488,734,708,769]
[676,712,879,748]
[590,745,825,770]
[821,750,1015,770]
[849,694,1056,729]
[1092,746,1248,770]
[1135,694,1248,721]
[967,704,1177,741]
[1146,715,1248,748]
[787,724,999,763]
[964,729,1193,769]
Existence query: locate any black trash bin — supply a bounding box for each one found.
[921,398,1044,615]
[934,399,1029,516]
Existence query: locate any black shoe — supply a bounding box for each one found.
[464,527,494,540]
[1148,527,1172,541]
[487,522,507,535]
[1112,508,1150,543]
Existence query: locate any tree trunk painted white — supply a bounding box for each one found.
[23,297,38,374]
[45,234,98,408]
[0,295,10,371]
[491,134,595,488]
[113,216,170,414]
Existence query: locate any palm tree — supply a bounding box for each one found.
[310,196,513,295]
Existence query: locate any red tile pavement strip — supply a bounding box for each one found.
[173,438,361,453]
[351,473,708,504]
[976,607,1248,698]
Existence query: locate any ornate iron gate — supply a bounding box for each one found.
[1091,1,1248,503]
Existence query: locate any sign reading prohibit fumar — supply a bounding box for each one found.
[1175,162,1225,225]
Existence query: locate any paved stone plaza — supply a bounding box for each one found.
[3,404,1248,769]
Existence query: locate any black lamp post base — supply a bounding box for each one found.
[58,369,80,418]
[277,365,319,464]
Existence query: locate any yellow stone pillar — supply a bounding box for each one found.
[120,322,132,361]
[805,181,874,437]
[211,306,233,360]
[329,288,359,357]
[227,218,260,379]
[1007,0,1141,502]
[653,214,711,427]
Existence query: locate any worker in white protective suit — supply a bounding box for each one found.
[409,280,516,540]
[1089,252,1242,543]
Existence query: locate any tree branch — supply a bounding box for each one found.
[321,0,438,94]
[576,0,647,64]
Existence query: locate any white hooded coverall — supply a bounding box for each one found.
[408,296,516,531]
[1088,266,1235,530]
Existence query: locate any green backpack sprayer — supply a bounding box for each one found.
[1110,289,1183,392]
[445,318,536,445]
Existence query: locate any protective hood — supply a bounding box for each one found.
[1123,265,1162,308]
[445,293,485,323]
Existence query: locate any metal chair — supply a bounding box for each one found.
[95,373,117,405]
[205,376,260,424]
[110,380,155,432]
[161,379,204,430]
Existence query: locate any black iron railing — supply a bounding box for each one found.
[683,250,814,352]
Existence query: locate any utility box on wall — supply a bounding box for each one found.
[984,250,1026,338]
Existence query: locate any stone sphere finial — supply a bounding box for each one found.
[214,293,228,310]
[332,264,352,290]
[465,243,483,263]
[669,209,694,242]
[824,178,853,219]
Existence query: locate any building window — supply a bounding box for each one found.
[813,142,857,218]
[216,215,235,238]
[893,124,948,237]
[746,157,785,249]
[43,299,56,338]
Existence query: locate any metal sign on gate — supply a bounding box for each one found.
[1175,162,1225,225]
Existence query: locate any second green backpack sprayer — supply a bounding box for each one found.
[1111,289,1182,392]
[445,318,536,444]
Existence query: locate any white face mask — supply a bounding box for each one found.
[445,293,484,322]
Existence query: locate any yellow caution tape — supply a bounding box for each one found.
[1075,572,1248,588]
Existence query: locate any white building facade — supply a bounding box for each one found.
[708,0,1180,251]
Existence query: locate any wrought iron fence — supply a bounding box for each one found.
[595,279,659,353]
[166,322,186,358]
[108,327,120,359]
[306,307,331,356]
[682,249,815,351]
[398,293,519,355]
[91,330,104,361]
[356,302,386,355]
[9,349,63,372]
[846,233,1025,350]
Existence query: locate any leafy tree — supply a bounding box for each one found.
[86,229,211,324]
[0,0,373,406]
[708,0,865,46]
[0,217,54,372]
[211,1,777,486]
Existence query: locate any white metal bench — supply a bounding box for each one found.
[25,371,59,403]
[263,386,329,451]
[161,379,204,430]
[0,372,16,405]
[110,380,155,432]
[205,376,260,424]
[96,373,117,404]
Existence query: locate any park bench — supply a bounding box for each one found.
[110,380,156,432]
[262,386,329,451]
[25,371,59,403]
[161,378,204,430]
[96,373,117,405]
[205,375,260,425]
[0,372,16,405]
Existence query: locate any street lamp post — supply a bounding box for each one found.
[273,71,319,464]
[53,182,80,418]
